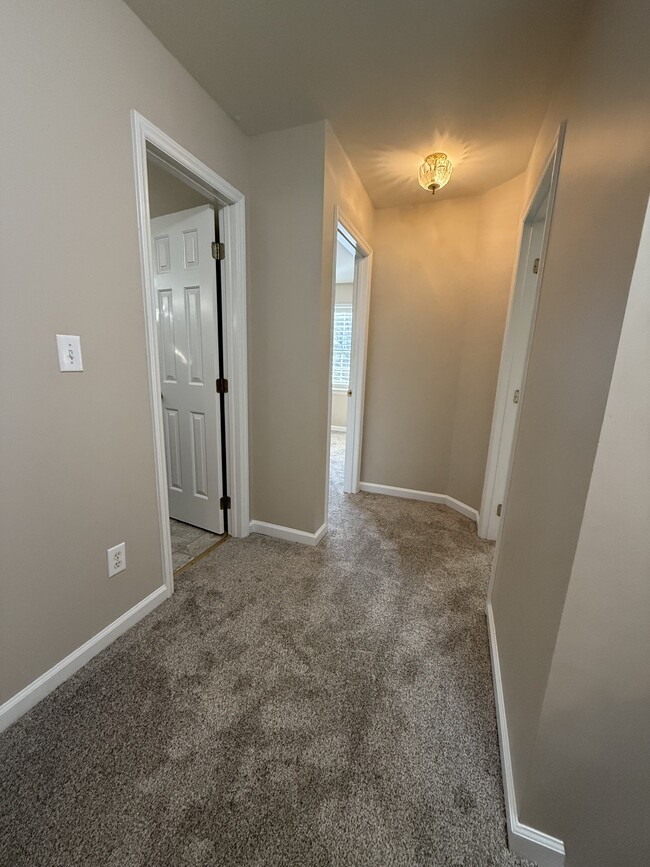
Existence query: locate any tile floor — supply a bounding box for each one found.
[170,519,222,572]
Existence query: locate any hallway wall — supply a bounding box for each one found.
[0,0,251,706]
[522,195,650,867]
[490,0,650,859]
[447,176,526,508]
[248,122,373,536]
[361,176,524,510]
[362,198,480,496]
[248,121,329,533]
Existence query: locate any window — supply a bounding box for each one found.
[332,303,353,389]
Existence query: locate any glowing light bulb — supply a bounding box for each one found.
[418,152,453,195]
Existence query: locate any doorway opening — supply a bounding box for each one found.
[479,123,566,541]
[148,166,227,570]
[326,211,373,526]
[131,111,249,595]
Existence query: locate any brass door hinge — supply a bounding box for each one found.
[212,241,225,261]
[216,378,229,394]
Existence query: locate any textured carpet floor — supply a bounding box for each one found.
[0,433,533,867]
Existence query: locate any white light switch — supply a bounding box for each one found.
[56,334,83,372]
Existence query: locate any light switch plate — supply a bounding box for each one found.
[56,334,83,372]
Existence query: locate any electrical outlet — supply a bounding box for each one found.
[107,542,126,577]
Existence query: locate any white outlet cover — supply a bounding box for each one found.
[56,334,83,372]
[107,542,126,577]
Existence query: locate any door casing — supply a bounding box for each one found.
[131,110,249,597]
[479,122,566,542]
[325,208,373,520]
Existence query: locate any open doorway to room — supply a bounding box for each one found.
[147,161,228,572]
[329,230,355,500]
[479,123,565,541]
[326,212,373,525]
[131,111,249,594]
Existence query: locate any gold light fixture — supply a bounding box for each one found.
[418,152,453,195]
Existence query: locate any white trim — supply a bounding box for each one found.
[249,520,327,547]
[0,586,168,733]
[331,425,347,432]
[130,111,250,600]
[487,604,566,867]
[479,122,566,542]
[359,482,478,523]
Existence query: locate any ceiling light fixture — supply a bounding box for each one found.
[418,152,453,195]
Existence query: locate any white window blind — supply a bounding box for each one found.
[332,303,353,389]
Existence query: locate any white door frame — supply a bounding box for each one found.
[131,110,249,596]
[325,206,373,516]
[479,122,566,541]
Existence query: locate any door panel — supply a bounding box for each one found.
[190,412,208,497]
[184,286,204,384]
[157,289,177,382]
[164,408,183,491]
[151,205,224,534]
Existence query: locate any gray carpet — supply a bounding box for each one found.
[0,432,533,867]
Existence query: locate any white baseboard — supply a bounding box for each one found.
[486,603,566,867]
[359,482,479,524]
[330,425,347,432]
[0,585,168,733]
[249,520,327,547]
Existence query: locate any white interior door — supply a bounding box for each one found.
[151,205,224,534]
[485,218,545,539]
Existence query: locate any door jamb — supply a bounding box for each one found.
[479,121,566,544]
[325,207,373,521]
[131,110,250,597]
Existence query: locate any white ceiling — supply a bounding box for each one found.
[125,0,591,208]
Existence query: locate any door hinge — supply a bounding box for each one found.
[513,389,520,404]
[533,257,540,274]
[216,378,229,394]
[212,241,225,261]
[220,496,231,510]
[496,503,502,517]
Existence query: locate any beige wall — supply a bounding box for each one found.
[361,176,523,509]
[147,161,211,217]
[334,283,353,305]
[323,123,375,248]
[522,196,650,866]
[362,197,480,494]
[247,123,372,534]
[331,393,348,429]
[0,0,250,704]
[248,122,327,533]
[321,124,375,505]
[490,0,650,855]
[447,176,525,508]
